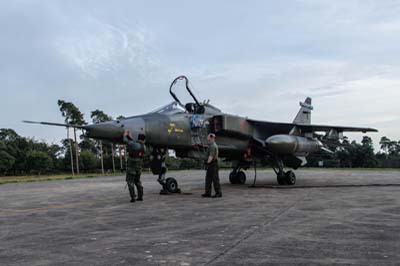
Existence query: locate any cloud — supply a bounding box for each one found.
[0,0,399,150]
[53,17,160,80]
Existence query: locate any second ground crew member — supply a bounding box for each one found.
[202,133,222,198]
[123,130,146,202]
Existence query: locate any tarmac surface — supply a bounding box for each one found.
[1,169,400,266]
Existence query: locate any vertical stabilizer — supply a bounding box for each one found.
[293,97,313,125]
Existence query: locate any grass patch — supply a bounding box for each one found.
[0,173,123,185]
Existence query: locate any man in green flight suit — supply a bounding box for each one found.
[202,133,222,198]
[123,130,146,202]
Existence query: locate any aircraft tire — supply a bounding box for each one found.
[277,176,286,185]
[166,177,179,193]
[229,172,238,184]
[236,171,246,185]
[285,171,296,185]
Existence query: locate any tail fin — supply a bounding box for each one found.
[293,97,313,125]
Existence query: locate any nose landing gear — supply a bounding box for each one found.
[165,177,181,193]
[229,161,251,185]
[151,148,182,194]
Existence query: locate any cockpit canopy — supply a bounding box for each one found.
[149,76,222,116]
[169,75,205,114]
[153,102,186,115]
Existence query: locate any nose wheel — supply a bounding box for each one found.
[165,177,181,193]
[151,148,181,194]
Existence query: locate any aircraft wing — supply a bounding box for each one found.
[247,119,378,134]
[294,124,378,133]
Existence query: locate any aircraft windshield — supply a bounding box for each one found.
[153,102,186,115]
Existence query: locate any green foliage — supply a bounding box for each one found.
[165,156,181,170]
[179,158,202,169]
[80,150,99,172]
[1,125,400,176]
[57,100,86,125]
[26,150,53,174]
[91,109,112,124]
[309,135,380,168]
[0,150,15,173]
[79,138,97,154]
[348,137,378,168]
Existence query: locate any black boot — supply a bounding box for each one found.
[137,187,143,201]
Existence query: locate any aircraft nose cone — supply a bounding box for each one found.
[85,122,125,142]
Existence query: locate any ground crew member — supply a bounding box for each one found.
[202,133,222,198]
[151,147,169,194]
[123,130,146,202]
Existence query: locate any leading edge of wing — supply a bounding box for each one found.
[247,119,378,133]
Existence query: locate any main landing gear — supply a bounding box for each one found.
[273,157,296,186]
[229,162,250,185]
[229,158,296,186]
[229,170,247,184]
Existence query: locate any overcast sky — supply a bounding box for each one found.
[1,0,399,149]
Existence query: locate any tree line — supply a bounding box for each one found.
[307,136,400,168]
[0,99,399,176]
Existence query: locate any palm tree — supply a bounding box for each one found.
[379,136,391,158]
[66,127,74,175]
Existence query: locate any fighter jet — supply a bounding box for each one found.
[24,75,377,192]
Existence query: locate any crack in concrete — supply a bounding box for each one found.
[203,193,310,266]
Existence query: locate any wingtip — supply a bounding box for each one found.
[363,128,379,133]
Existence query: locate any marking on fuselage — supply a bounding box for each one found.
[167,122,183,135]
